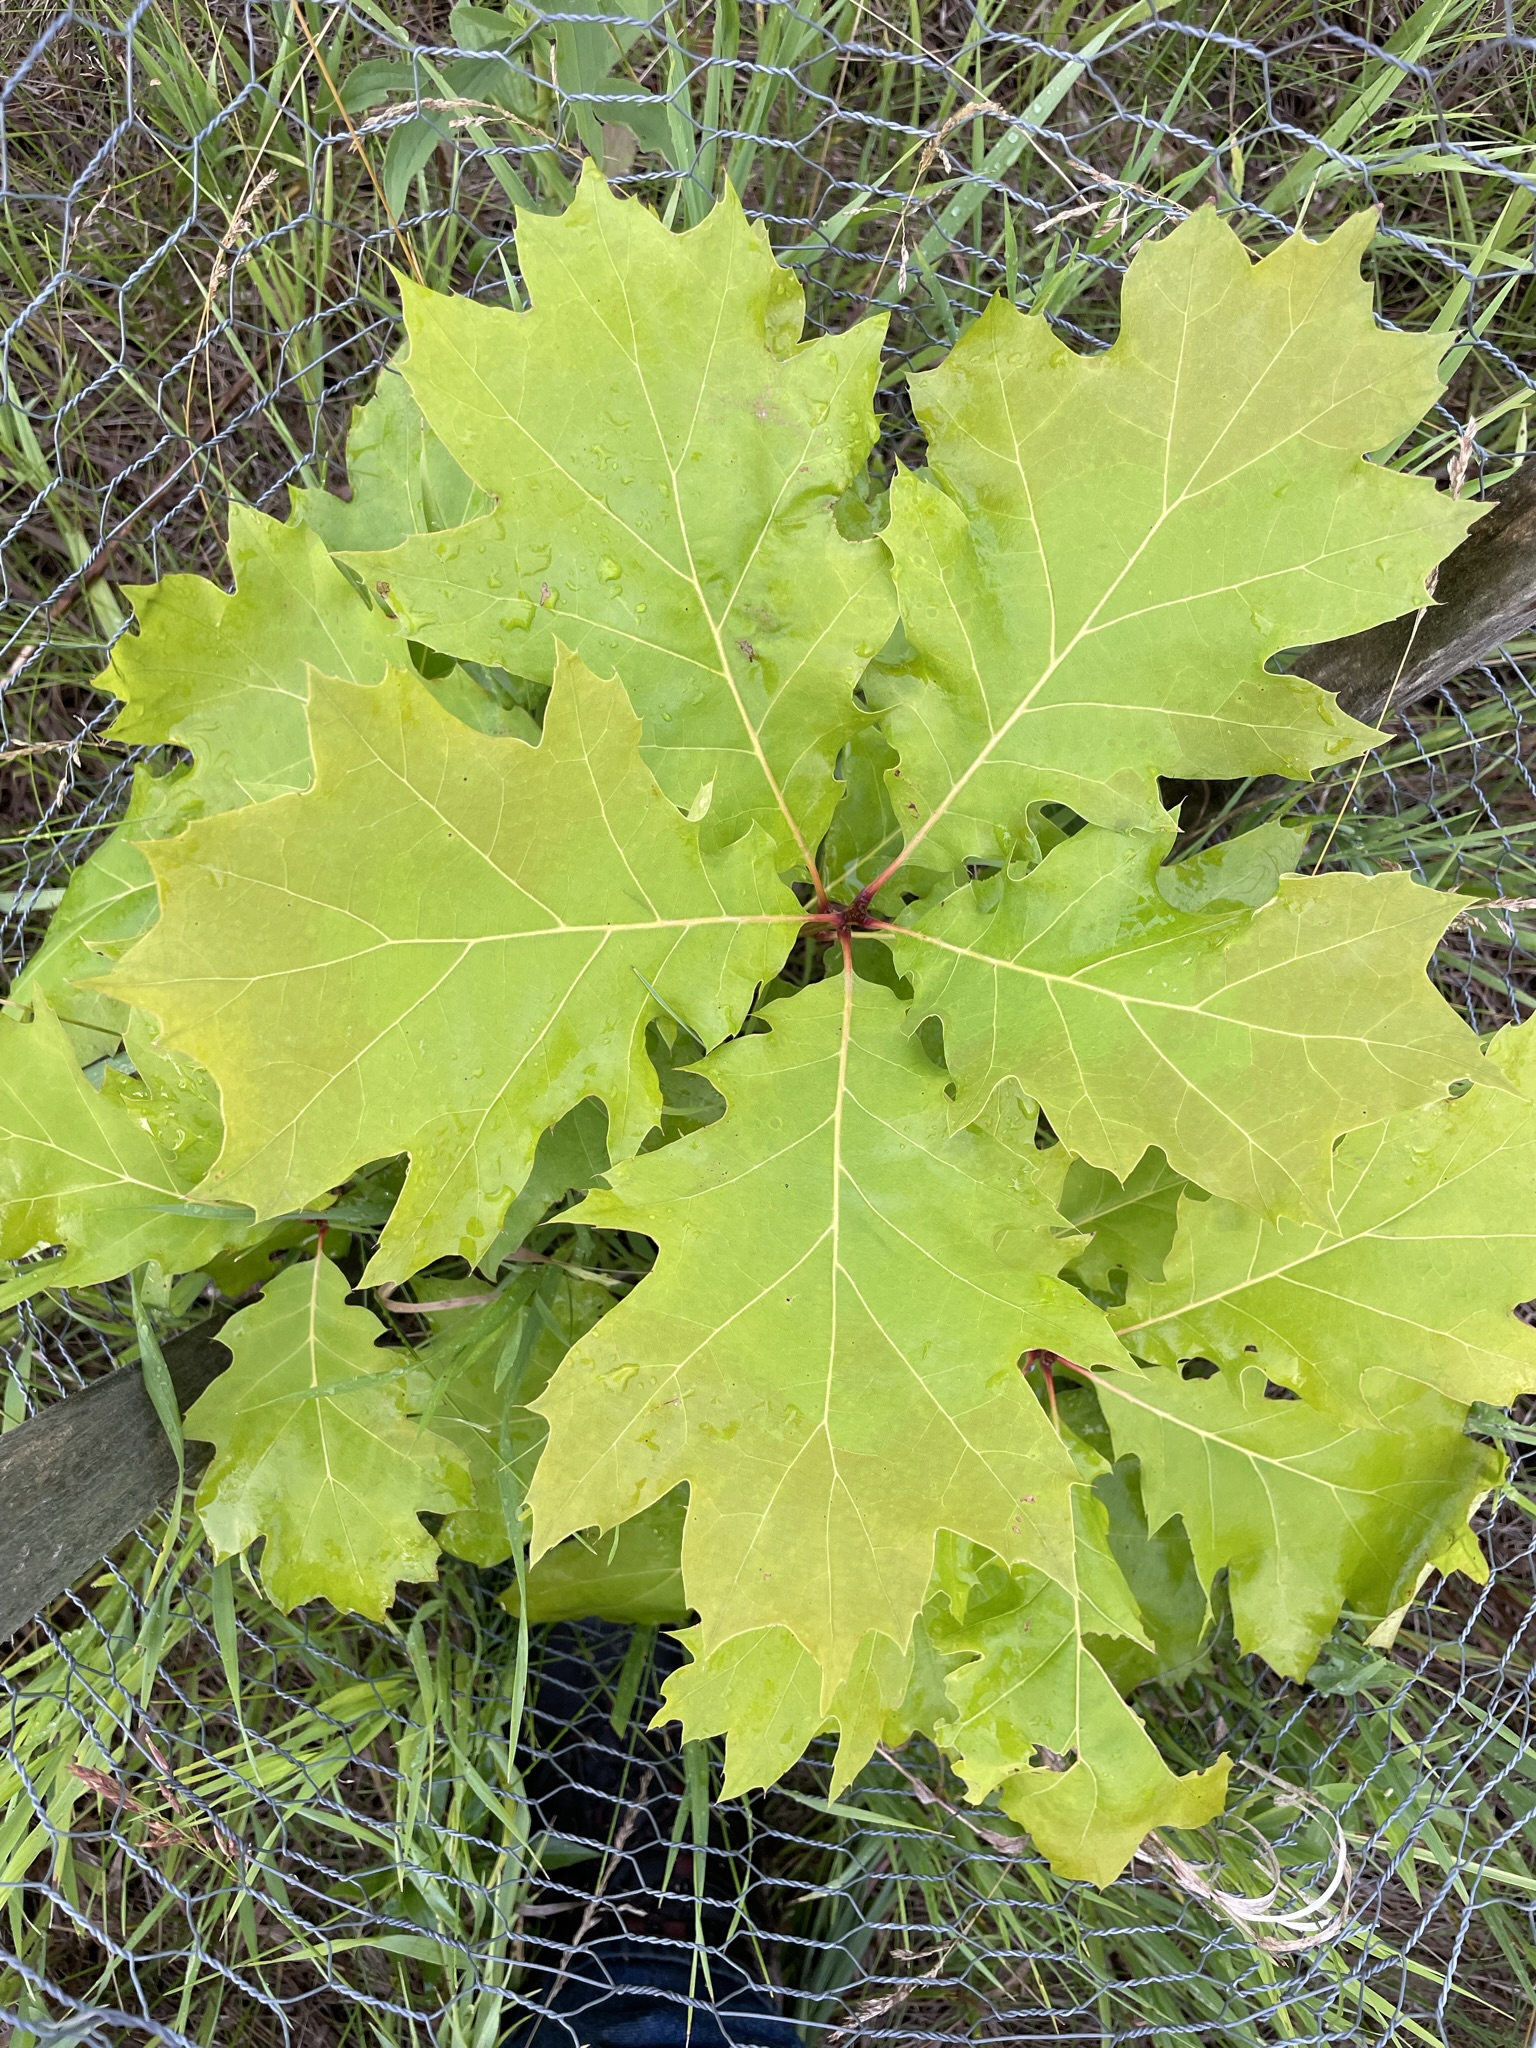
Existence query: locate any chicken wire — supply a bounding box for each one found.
[2,3,1536,2042]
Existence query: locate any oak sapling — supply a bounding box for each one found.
[7,166,1529,1884]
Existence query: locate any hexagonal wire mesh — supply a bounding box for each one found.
[2,2,1535,2042]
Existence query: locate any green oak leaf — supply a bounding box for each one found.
[529,970,1125,1697]
[37,442,500,1071]
[668,1479,1216,1881]
[101,1011,226,1183]
[929,1436,1156,1637]
[290,363,490,552]
[292,371,542,734]
[411,1231,680,1623]
[643,1021,726,1146]
[1093,1363,1500,1680]
[342,164,896,871]
[1089,1457,1210,1691]
[104,505,405,816]
[413,1269,616,1566]
[1115,1015,1536,1422]
[0,1000,257,1308]
[1156,820,1311,913]
[871,208,1476,865]
[186,1252,469,1617]
[99,491,521,834]
[821,723,905,900]
[1058,1149,1194,1296]
[416,1269,695,1622]
[109,650,798,1282]
[477,1098,611,1274]
[929,1555,1229,1886]
[10,767,191,1062]
[659,1467,1219,1878]
[509,1494,690,1625]
[659,1620,916,1800]
[893,826,1482,1222]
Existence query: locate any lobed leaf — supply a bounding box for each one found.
[0,1001,257,1308]
[1058,1149,1194,1295]
[342,163,897,871]
[929,1559,1229,1886]
[893,826,1483,1221]
[872,208,1477,866]
[660,1621,916,1802]
[659,1482,1226,1885]
[290,364,490,554]
[24,403,508,1076]
[529,971,1124,1695]
[1116,1015,1536,1419]
[104,507,405,816]
[109,651,798,1282]
[11,767,191,1062]
[413,1270,616,1567]
[186,1253,469,1616]
[1093,1362,1500,1680]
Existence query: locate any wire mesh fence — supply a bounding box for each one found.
[2,2,1535,2041]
